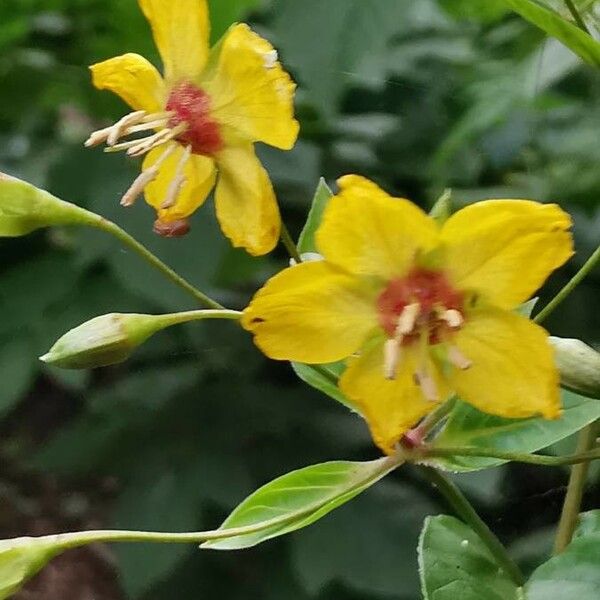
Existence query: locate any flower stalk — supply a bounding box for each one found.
[553,421,599,554]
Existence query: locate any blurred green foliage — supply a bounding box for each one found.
[1,0,600,598]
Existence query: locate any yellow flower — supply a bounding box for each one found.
[86,0,299,255]
[242,176,574,454]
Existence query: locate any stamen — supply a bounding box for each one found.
[107,110,147,146]
[84,126,113,148]
[440,308,463,329]
[160,145,191,210]
[384,339,402,380]
[448,345,472,370]
[414,369,439,402]
[126,119,171,134]
[119,144,177,207]
[395,303,421,337]
[127,123,188,158]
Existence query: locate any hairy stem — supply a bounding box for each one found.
[422,445,600,467]
[564,0,591,33]
[535,243,600,323]
[420,466,525,586]
[553,421,598,554]
[97,219,224,310]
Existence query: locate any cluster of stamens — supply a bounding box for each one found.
[85,108,192,210]
[84,82,223,226]
[377,269,472,402]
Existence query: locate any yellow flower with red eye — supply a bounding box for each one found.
[242,176,574,454]
[86,0,299,256]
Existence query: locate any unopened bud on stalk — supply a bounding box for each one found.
[550,336,600,400]
[40,310,241,369]
[0,172,101,237]
[0,537,61,599]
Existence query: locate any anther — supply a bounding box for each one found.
[384,339,402,380]
[107,110,147,146]
[440,309,463,329]
[84,126,113,148]
[448,345,472,370]
[396,303,420,337]
[160,145,191,210]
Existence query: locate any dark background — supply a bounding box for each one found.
[1,1,599,598]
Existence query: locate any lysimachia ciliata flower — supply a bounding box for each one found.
[86,0,299,255]
[242,176,574,454]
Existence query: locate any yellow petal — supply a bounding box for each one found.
[316,175,439,281]
[214,144,280,256]
[242,261,380,364]
[143,143,216,221]
[138,0,209,82]
[450,307,561,420]
[441,200,573,309]
[340,341,447,454]
[90,53,165,113]
[204,23,299,150]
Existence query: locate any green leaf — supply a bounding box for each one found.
[574,510,600,539]
[297,178,333,255]
[291,361,362,414]
[418,515,522,600]
[432,391,600,471]
[526,512,600,599]
[0,173,101,237]
[0,538,61,600]
[202,457,400,550]
[500,0,600,66]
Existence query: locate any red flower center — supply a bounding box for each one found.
[377,268,464,344]
[166,81,223,156]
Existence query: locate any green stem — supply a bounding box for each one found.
[535,243,600,323]
[15,454,403,552]
[97,219,224,310]
[421,445,600,467]
[553,421,598,554]
[160,309,242,327]
[280,222,303,264]
[564,0,591,33]
[420,466,525,586]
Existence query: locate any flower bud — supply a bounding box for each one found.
[40,310,240,369]
[550,336,600,400]
[40,313,171,369]
[0,172,101,237]
[0,537,60,599]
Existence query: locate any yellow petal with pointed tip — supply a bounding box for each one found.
[340,341,448,454]
[214,144,280,256]
[441,199,573,309]
[450,307,561,420]
[143,143,216,221]
[90,53,165,113]
[206,23,299,150]
[242,261,380,363]
[316,175,439,281]
[138,0,210,82]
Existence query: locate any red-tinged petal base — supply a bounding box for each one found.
[166,81,223,155]
[377,268,464,344]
